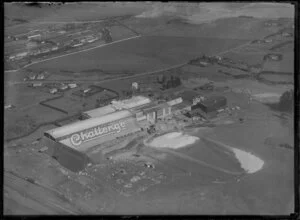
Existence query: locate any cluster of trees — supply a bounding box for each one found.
[101,27,112,43]
[278,89,293,112]
[157,75,182,90]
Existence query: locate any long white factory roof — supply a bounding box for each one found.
[111,96,151,110]
[45,110,133,139]
[83,96,151,118]
[83,104,116,118]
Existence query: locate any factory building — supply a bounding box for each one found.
[45,110,141,152]
[42,95,174,172]
[141,103,171,124]
[192,95,227,114]
[81,96,151,119]
[43,109,141,171]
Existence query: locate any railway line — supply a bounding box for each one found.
[4,171,80,214]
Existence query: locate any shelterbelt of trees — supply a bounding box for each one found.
[278,89,294,112]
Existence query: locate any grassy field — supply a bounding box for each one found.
[181,65,233,82]
[4,104,63,141]
[222,51,265,66]
[214,79,293,97]
[110,25,138,41]
[27,36,248,74]
[263,52,294,73]
[260,74,293,83]
[205,102,294,214]
[5,84,55,107]
[128,17,283,40]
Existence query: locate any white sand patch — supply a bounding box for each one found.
[149,132,199,149]
[230,147,264,173]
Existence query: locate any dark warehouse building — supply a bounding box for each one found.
[192,95,227,113]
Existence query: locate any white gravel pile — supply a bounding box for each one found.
[149,132,199,149]
[231,147,264,173]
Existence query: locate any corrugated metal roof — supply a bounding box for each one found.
[45,110,133,139]
[111,96,151,109]
[167,97,183,106]
[83,105,116,118]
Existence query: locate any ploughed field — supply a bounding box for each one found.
[26,36,248,75]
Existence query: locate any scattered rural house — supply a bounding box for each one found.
[264,39,273,43]
[199,61,209,67]
[28,34,42,40]
[51,46,59,51]
[214,56,222,61]
[5,104,15,110]
[83,88,91,93]
[282,32,292,37]
[32,83,43,87]
[68,83,77,89]
[250,66,262,74]
[60,84,68,90]
[269,54,280,61]
[29,74,35,80]
[15,51,28,59]
[50,88,58,94]
[265,22,278,27]
[132,82,139,90]
[36,73,45,80]
[9,55,16,60]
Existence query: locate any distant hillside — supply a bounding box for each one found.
[124,16,290,40]
[4,2,145,23]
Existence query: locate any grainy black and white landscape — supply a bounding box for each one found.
[4,2,295,215]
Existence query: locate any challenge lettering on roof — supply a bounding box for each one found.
[70,121,126,146]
